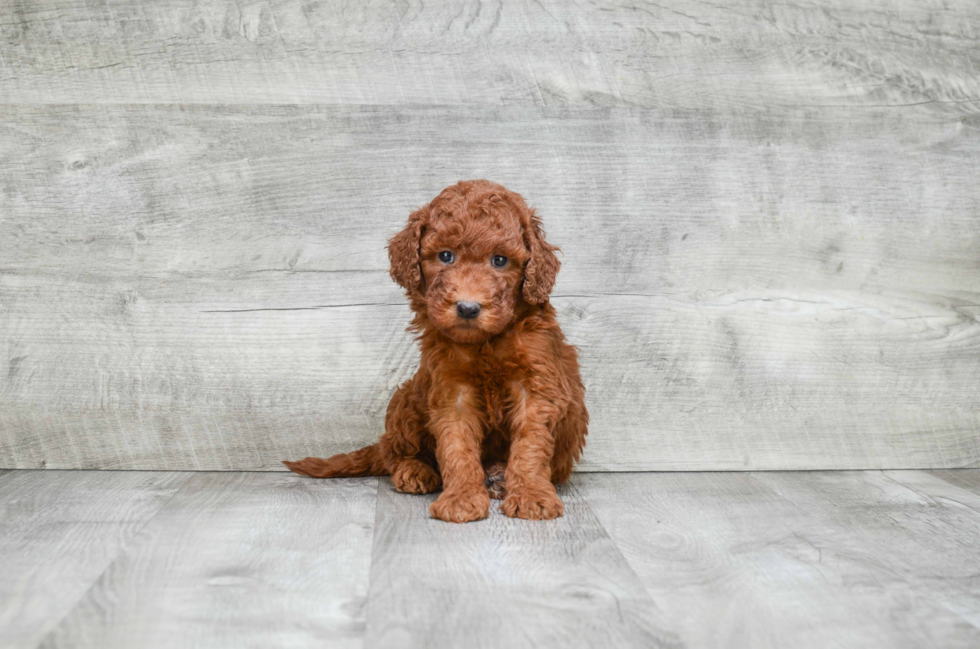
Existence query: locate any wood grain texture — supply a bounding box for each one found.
[575,471,980,648]
[754,470,980,632]
[363,479,679,648]
[887,470,980,521]
[39,473,378,649]
[930,469,980,495]
[0,470,189,649]
[2,0,978,110]
[2,103,979,470]
[2,470,979,646]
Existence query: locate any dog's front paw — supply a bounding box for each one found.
[429,488,490,523]
[392,459,442,494]
[500,485,564,520]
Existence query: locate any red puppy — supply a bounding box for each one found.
[285,180,588,522]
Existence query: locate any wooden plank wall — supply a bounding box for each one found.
[1,0,978,471]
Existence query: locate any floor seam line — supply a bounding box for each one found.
[566,479,665,613]
[29,470,196,649]
[361,475,386,649]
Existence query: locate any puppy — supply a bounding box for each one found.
[285,180,588,522]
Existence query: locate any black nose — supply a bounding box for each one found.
[456,301,481,320]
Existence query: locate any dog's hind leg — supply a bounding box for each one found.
[391,458,442,494]
[383,379,443,494]
[484,462,507,500]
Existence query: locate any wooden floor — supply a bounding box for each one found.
[2,469,979,648]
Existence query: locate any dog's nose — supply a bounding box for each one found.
[456,301,481,320]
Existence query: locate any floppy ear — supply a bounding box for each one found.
[387,206,429,295]
[521,208,561,304]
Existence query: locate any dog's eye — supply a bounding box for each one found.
[438,251,454,264]
[491,255,508,268]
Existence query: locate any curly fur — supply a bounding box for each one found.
[285,180,588,522]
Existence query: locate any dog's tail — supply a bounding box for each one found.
[283,444,389,478]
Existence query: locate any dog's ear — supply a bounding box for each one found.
[388,205,429,295]
[521,208,561,304]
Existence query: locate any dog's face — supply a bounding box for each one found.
[388,180,560,344]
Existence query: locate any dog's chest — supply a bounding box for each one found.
[465,348,521,429]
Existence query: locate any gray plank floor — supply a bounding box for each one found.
[1,470,978,648]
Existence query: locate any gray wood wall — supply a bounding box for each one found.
[1,0,978,471]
